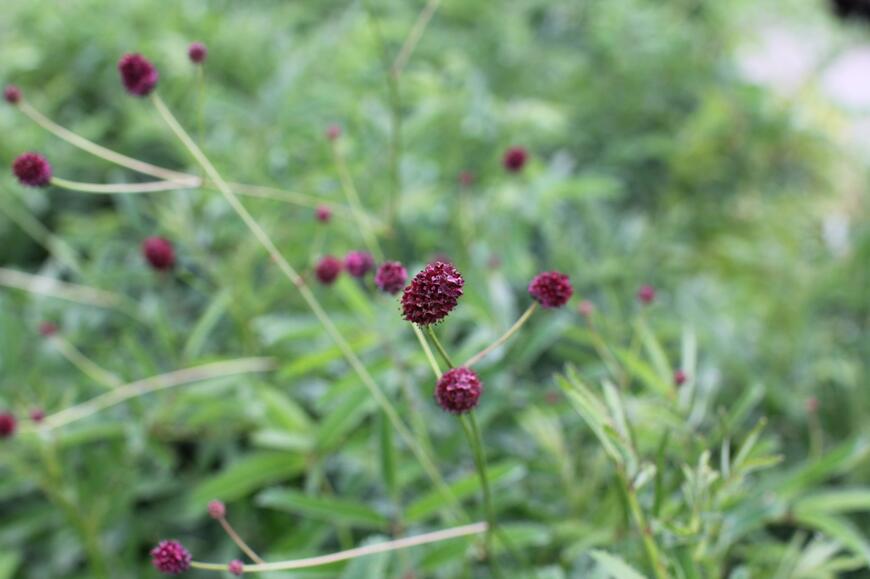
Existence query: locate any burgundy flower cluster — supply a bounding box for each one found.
[12,152,52,187]
[401,261,464,325]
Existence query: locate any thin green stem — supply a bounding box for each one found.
[463,303,537,367]
[218,517,265,564]
[330,141,384,261]
[50,335,123,389]
[413,325,442,377]
[391,0,444,77]
[617,468,671,579]
[0,193,82,273]
[150,92,461,519]
[425,325,456,369]
[460,413,501,578]
[51,176,194,194]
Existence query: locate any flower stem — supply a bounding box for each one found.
[49,335,123,389]
[463,303,537,367]
[50,176,195,194]
[617,467,671,579]
[329,140,384,261]
[150,92,462,520]
[460,413,502,578]
[425,325,456,369]
[391,0,443,76]
[413,325,442,377]
[190,522,486,573]
[218,517,265,564]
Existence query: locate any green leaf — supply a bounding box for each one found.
[792,511,870,566]
[256,488,389,528]
[182,289,230,361]
[190,452,306,506]
[590,549,648,579]
[795,489,870,515]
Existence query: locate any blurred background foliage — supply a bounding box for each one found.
[0,0,868,577]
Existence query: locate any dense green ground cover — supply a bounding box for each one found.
[0,0,867,577]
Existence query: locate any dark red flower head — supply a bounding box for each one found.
[188,42,207,64]
[4,85,21,104]
[30,408,45,423]
[0,412,16,438]
[228,560,244,576]
[118,53,159,97]
[458,171,474,186]
[142,237,175,271]
[578,300,595,317]
[375,261,408,294]
[528,271,573,308]
[345,251,374,278]
[326,124,341,141]
[12,152,52,187]
[401,261,464,325]
[39,321,59,337]
[637,284,656,305]
[435,367,482,414]
[315,255,342,285]
[207,500,226,519]
[315,205,332,223]
[151,540,191,575]
[674,370,687,386]
[503,146,528,172]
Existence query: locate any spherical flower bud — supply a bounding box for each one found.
[326,124,341,141]
[637,284,656,305]
[345,251,374,278]
[578,300,595,317]
[374,261,407,295]
[315,205,332,223]
[228,560,244,576]
[188,42,207,64]
[207,499,226,519]
[150,540,191,574]
[118,53,159,97]
[12,152,52,187]
[30,408,45,423]
[4,85,21,104]
[142,236,175,271]
[39,321,58,337]
[435,367,482,414]
[458,171,474,186]
[315,255,342,285]
[401,261,464,325]
[528,271,573,308]
[0,412,16,438]
[503,146,528,173]
[674,370,687,386]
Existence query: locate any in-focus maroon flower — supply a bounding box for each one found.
[326,124,341,141]
[30,408,45,423]
[435,367,482,414]
[4,85,21,104]
[118,53,159,97]
[458,171,474,186]
[674,370,687,386]
[637,284,656,305]
[503,146,528,173]
[315,205,332,223]
[228,560,244,576]
[578,300,595,317]
[151,540,191,575]
[39,321,59,337]
[142,236,175,271]
[188,42,207,64]
[374,261,407,295]
[345,251,374,278]
[401,261,464,325]
[528,271,573,308]
[0,413,16,438]
[207,500,226,519]
[315,256,342,285]
[12,152,52,187]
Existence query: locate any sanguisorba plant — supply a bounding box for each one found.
[1,40,586,576]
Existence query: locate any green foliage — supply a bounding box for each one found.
[0,0,868,578]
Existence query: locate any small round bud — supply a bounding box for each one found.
[12,152,52,187]
[0,413,17,438]
[345,251,374,278]
[326,124,341,141]
[30,408,45,423]
[4,85,21,104]
[188,42,207,64]
[637,284,656,305]
[458,171,474,186]
[503,146,528,173]
[150,540,192,574]
[118,53,159,97]
[578,300,595,317]
[374,261,408,295]
[39,322,59,337]
[228,560,244,576]
[315,256,342,285]
[674,370,687,386]
[142,237,176,271]
[435,367,482,414]
[528,271,573,308]
[207,499,226,519]
[315,205,332,223]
